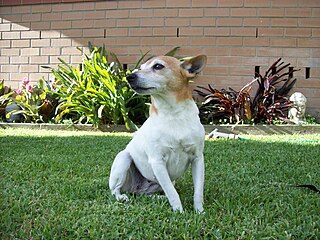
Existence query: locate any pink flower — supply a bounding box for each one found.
[27,85,33,92]
[16,89,22,95]
[22,77,30,86]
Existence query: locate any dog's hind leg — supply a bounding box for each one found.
[109,150,133,202]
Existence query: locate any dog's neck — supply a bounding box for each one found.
[149,91,197,117]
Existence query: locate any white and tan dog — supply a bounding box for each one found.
[109,55,207,213]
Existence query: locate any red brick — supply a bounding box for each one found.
[191,18,215,26]
[312,8,320,17]
[299,18,320,27]
[281,48,311,57]
[180,27,203,36]
[258,8,284,17]
[11,39,30,47]
[116,38,140,46]
[51,38,72,47]
[166,0,190,8]
[1,48,20,56]
[11,5,31,14]
[259,28,284,37]
[205,66,229,75]
[312,29,320,37]
[41,30,60,38]
[72,2,95,11]
[118,1,142,8]
[31,4,51,13]
[204,8,230,16]
[231,8,256,17]
[216,37,243,46]
[10,56,28,64]
[117,19,140,27]
[21,30,40,39]
[141,37,165,46]
[11,23,30,31]
[270,38,297,47]
[95,1,117,10]
[217,0,243,7]
[41,12,62,21]
[190,37,216,46]
[51,21,71,29]
[285,8,312,17]
[243,37,269,46]
[272,0,298,7]
[83,11,106,19]
[0,40,11,48]
[231,27,256,36]
[243,18,270,26]
[179,8,204,17]
[256,47,282,57]
[41,47,60,56]
[244,0,269,7]
[129,28,153,37]
[192,0,217,7]
[130,9,153,18]
[29,56,49,64]
[71,20,94,28]
[62,11,83,20]
[61,29,83,38]
[204,27,230,36]
[153,27,177,37]
[154,9,178,17]
[31,22,50,30]
[107,10,129,19]
[106,28,128,37]
[297,38,320,48]
[205,47,230,56]
[140,18,164,27]
[2,31,20,39]
[165,18,190,26]
[21,47,40,56]
[95,19,116,28]
[142,0,166,8]
[20,65,39,73]
[22,13,41,22]
[272,18,298,27]
[31,39,50,47]
[299,0,320,7]
[52,3,73,12]
[83,29,104,38]
[216,18,243,26]
[0,57,10,64]
[285,28,311,37]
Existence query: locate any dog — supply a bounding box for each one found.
[109,55,207,213]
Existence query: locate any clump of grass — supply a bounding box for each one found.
[1,129,319,239]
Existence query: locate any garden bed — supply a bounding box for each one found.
[1,122,319,135]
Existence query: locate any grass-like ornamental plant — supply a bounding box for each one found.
[43,45,149,130]
[195,58,298,124]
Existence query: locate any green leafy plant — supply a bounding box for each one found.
[0,80,13,121]
[43,45,149,130]
[6,78,58,123]
[195,58,298,124]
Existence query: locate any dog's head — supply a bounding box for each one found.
[126,55,207,99]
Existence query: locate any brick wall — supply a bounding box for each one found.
[0,0,319,117]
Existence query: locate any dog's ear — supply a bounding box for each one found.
[181,55,207,78]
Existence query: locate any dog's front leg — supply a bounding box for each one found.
[192,154,205,213]
[109,150,132,202]
[150,160,183,212]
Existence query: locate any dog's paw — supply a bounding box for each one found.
[116,194,129,202]
[194,206,205,214]
[172,205,183,213]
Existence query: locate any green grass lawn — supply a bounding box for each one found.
[1,128,319,239]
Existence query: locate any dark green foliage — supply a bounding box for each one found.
[196,58,298,124]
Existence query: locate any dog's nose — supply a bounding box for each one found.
[126,73,137,84]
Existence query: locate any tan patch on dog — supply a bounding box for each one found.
[149,97,158,115]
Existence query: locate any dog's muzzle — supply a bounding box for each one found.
[126,73,155,94]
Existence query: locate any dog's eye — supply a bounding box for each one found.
[153,63,165,71]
